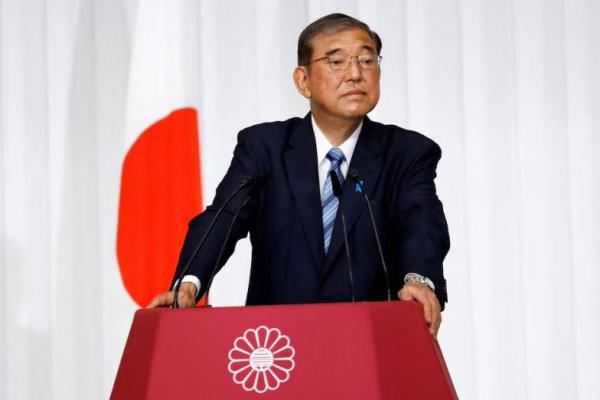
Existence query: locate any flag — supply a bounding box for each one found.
[117,0,202,307]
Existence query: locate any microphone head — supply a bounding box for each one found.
[348,169,360,182]
[329,170,344,198]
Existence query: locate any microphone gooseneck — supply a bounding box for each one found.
[203,194,252,306]
[349,169,392,301]
[329,170,355,302]
[171,175,254,308]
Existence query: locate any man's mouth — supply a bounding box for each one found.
[342,90,366,96]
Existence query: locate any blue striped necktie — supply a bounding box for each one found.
[322,148,346,254]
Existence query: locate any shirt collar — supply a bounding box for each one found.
[311,115,362,165]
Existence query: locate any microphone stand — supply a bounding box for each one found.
[203,194,252,306]
[349,170,391,301]
[329,170,355,302]
[171,176,253,308]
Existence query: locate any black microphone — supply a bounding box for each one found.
[171,175,254,308]
[203,194,252,306]
[348,169,391,301]
[329,170,355,302]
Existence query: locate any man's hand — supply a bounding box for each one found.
[398,282,441,338]
[146,282,197,308]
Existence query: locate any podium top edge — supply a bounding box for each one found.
[135,300,422,316]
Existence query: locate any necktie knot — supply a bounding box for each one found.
[326,148,345,165]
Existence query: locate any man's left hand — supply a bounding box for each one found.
[398,282,441,338]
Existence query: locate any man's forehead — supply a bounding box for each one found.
[312,28,377,54]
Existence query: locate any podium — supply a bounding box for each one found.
[111,301,457,399]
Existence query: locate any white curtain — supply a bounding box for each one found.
[1,0,598,399]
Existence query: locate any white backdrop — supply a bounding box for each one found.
[1,0,599,399]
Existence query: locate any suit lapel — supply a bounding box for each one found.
[321,116,386,277]
[283,113,325,271]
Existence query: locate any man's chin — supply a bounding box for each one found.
[312,102,376,121]
[340,105,375,119]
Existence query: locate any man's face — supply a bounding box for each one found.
[300,28,381,120]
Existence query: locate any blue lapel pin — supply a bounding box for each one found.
[355,180,364,193]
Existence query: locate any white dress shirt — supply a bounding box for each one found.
[312,115,362,195]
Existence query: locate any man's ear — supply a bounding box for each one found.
[293,66,311,99]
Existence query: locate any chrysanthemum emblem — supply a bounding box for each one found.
[227,325,296,393]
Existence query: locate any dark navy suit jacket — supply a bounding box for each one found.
[172,113,450,308]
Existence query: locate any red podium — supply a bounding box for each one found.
[111,301,457,399]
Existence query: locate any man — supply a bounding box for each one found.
[148,13,450,338]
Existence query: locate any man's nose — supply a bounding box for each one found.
[346,57,363,80]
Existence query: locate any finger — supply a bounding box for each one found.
[429,299,442,337]
[160,292,175,307]
[397,287,416,301]
[421,294,433,325]
[146,295,161,309]
[407,285,433,325]
[146,292,173,308]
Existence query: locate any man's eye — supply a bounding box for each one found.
[329,57,345,65]
[360,57,375,65]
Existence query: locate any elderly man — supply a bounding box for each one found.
[149,13,449,338]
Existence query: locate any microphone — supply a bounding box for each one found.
[348,169,391,301]
[171,175,254,308]
[203,194,252,306]
[329,170,355,302]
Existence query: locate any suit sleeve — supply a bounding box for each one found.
[391,141,450,309]
[170,129,263,299]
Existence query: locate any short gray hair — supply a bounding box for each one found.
[297,13,382,66]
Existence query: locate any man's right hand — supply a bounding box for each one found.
[146,282,197,308]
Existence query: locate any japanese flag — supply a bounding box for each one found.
[117,0,202,307]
